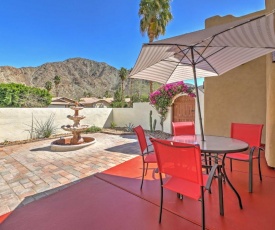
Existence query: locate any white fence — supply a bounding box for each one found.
[0,100,203,142]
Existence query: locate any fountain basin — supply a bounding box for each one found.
[61,124,91,132]
[51,136,96,152]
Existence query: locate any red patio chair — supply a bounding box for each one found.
[151,138,217,230]
[172,121,210,171]
[226,123,264,193]
[172,121,195,136]
[133,125,157,189]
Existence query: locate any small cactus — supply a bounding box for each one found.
[153,119,157,132]
[150,110,153,132]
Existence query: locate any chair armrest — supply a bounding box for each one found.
[205,164,218,191]
[249,146,256,159]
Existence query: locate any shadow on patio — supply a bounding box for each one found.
[1,152,275,230]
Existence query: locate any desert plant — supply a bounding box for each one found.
[149,110,157,132]
[85,125,102,133]
[124,122,134,132]
[111,122,117,129]
[153,118,157,132]
[27,113,57,139]
[150,110,153,131]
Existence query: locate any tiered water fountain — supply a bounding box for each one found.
[51,102,96,151]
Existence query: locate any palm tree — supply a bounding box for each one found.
[119,67,128,106]
[44,81,52,92]
[53,75,61,97]
[139,0,173,92]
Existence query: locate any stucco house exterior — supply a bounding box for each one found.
[203,0,275,167]
[80,97,111,108]
[49,97,76,108]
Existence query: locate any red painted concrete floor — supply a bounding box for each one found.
[1,152,275,230]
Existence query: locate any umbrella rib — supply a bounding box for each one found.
[195,46,227,65]
[161,59,192,66]
[193,48,219,75]
[194,37,215,63]
[176,45,193,64]
[167,46,192,79]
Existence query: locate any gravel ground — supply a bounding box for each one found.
[101,128,172,139]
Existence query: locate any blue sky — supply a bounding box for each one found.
[0,0,265,71]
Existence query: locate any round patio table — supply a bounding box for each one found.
[167,135,249,216]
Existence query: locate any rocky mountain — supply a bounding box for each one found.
[0,58,149,99]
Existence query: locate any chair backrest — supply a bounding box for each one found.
[172,122,195,136]
[231,123,263,148]
[151,138,203,186]
[133,125,148,154]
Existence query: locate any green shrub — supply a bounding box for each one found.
[111,122,117,129]
[85,125,102,133]
[0,83,52,107]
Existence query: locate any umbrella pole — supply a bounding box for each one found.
[191,47,205,141]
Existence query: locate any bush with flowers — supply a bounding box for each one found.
[149,81,196,130]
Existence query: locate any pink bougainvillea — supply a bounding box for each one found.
[149,81,195,130]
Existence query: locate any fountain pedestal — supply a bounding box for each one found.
[51,103,96,151]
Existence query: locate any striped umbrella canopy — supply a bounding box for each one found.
[129,11,275,140]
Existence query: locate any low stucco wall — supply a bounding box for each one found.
[113,102,172,134]
[0,100,203,143]
[0,104,168,142]
[0,108,113,142]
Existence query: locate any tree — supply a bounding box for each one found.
[104,90,111,98]
[53,75,61,97]
[119,67,128,106]
[83,92,92,97]
[45,81,52,92]
[0,83,52,107]
[138,0,173,92]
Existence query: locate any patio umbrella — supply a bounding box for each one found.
[129,11,275,141]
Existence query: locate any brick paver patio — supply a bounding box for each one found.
[0,133,139,216]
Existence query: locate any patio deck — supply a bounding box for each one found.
[1,133,275,229]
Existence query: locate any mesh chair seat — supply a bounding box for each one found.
[226,152,258,161]
[134,125,157,189]
[226,123,264,193]
[172,121,195,136]
[144,153,157,163]
[163,174,209,200]
[150,138,218,230]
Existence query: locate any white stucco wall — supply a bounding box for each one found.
[113,102,172,133]
[0,97,204,142]
[0,108,113,142]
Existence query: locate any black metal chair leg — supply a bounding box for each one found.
[249,159,253,193]
[222,154,243,210]
[217,165,224,216]
[230,159,233,171]
[159,177,164,223]
[140,162,145,190]
[177,193,183,200]
[145,163,149,175]
[258,149,262,181]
